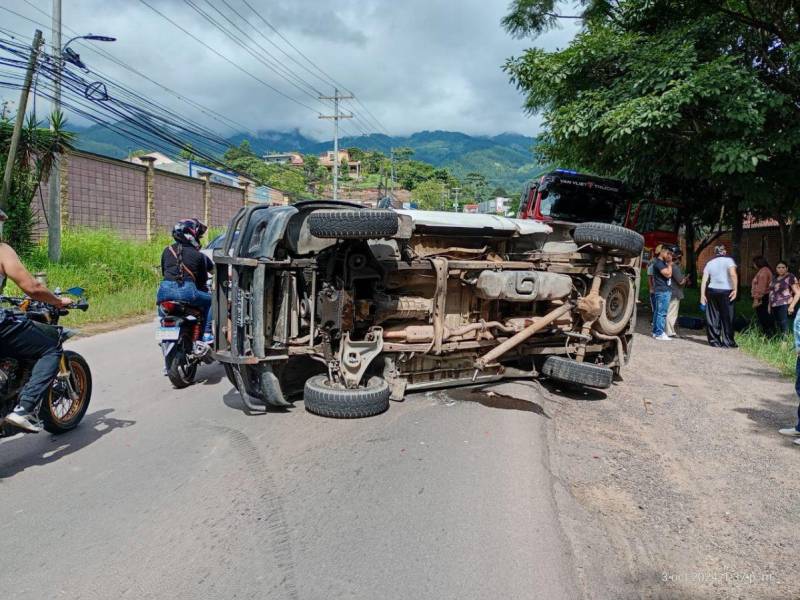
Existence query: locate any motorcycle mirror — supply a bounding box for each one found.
[66,287,85,297]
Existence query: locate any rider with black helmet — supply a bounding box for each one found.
[156,218,214,342]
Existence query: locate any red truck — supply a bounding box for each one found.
[517,169,678,261]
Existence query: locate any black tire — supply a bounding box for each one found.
[167,348,196,389]
[574,222,644,258]
[41,350,92,434]
[304,375,390,418]
[308,209,399,239]
[541,356,613,389]
[596,271,635,335]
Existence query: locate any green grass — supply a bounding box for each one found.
[7,229,169,327]
[737,328,796,377]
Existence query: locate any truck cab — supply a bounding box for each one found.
[518,169,678,261]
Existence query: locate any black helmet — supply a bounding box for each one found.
[667,244,682,256]
[172,218,207,249]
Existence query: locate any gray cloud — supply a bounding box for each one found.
[0,0,578,140]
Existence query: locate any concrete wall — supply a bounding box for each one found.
[33,150,252,240]
[154,171,204,233]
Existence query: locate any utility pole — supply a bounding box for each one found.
[390,148,396,196]
[319,88,352,201]
[48,0,62,262]
[0,30,44,217]
[452,187,461,213]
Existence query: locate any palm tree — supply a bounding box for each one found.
[0,111,74,254]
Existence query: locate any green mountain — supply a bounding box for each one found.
[73,124,545,193]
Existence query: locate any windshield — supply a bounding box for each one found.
[539,183,627,225]
[635,202,678,233]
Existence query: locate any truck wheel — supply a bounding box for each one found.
[304,375,390,418]
[308,209,399,239]
[541,356,614,389]
[574,222,644,258]
[596,271,635,335]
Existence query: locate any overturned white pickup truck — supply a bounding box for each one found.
[212,202,643,417]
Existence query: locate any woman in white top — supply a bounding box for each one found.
[700,245,738,348]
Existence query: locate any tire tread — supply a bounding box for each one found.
[541,356,613,389]
[304,375,390,418]
[308,210,398,239]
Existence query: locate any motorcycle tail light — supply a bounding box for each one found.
[161,318,177,327]
[160,301,178,314]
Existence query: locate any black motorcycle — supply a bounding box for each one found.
[0,288,92,436]
[156,300,213,388]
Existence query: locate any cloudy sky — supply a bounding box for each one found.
[0,0,578,140]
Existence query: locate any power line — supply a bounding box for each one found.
[236,0,391,135]
[135,0,320,114]
[182,0,323,101]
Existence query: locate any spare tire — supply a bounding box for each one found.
[573,222,644,258]
[304,375,390,418]
[596,271,635,335]
[308,209,399,239]
[541,356,613,389]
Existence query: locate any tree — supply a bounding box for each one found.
[393,147,414,162]
[491,186,509,198]
[178,144,197,161]
[0,112,73,254]
[412,179,447,210]
[223,140,255,163]
[502,0,800,268]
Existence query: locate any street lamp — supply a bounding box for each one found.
[62,34,117,70]
[48,28,115,262]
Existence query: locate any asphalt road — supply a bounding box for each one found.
[0,323,579,600]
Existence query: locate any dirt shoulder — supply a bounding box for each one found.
[543,322,799,599]
[73,313,153,337]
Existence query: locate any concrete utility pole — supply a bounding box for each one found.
[0,30,44,217]
[452,187,461,213]
[319,88,353,201]
[48,0,62,262]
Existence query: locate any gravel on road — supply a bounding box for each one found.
[529,322,800,600]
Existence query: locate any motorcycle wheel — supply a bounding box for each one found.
[167,347,197,389]
[41,350,93,434]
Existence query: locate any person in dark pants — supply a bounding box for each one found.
[750,256,773,334]
[700,245,738,348]
[0,210,73,433]
[778,314,800,446]
[156,218,214,342]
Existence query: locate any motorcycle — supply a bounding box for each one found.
[156,300,213,388]
[0,288,92,436]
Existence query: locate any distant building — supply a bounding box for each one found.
[126,152,287,205]
[319,150,361,179]
[477,197,512,216]
[263,152,304,166]
[463,204,479,214]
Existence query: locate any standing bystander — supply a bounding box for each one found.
[751,256,774,334]
[769,261,798,335]
[700,245,738,348]
[647,244,663,320]
[651,245,674,341]
[665,245,688,338]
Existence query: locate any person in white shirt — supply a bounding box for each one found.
[700,245,738,347]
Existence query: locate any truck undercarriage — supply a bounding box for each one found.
[213,202,643,417]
